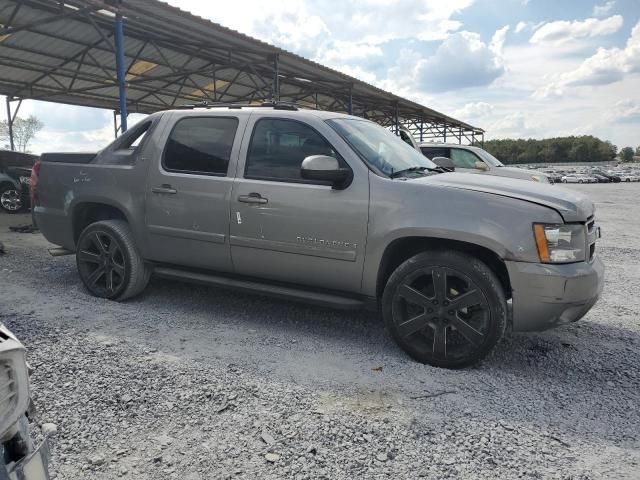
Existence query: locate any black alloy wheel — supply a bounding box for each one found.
[383,251,506,368]
[77,229,128,299]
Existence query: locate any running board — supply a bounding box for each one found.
[153,266,374,311]
[48,247,74,256]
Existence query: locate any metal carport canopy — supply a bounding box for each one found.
[0,0,484,144]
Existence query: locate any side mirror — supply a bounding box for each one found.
[301,155,352,189]
[475,160,489,171]
[432,156,455,172]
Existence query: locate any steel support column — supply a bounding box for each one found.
[348,85,353,115]
[5,97,14,151]
[115,13,128,132]
[272,54,280,102]
[394,103,399,134]
[419,117,424,142]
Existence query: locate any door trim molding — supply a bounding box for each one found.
[230,235,356,261]
[148,224,226,244]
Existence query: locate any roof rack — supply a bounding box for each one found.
[174,101,300,111]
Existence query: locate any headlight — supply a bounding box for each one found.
[533,223,586,263]
[530,175,548,183]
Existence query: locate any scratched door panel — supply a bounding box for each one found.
[230,178,369,293]
[144,114,245,272]
[145,174,234,271]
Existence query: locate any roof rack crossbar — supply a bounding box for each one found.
[173,101,300,111]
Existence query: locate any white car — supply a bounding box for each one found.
[620,174,639,182]
[561,174,587,184]
[397,128,551,183]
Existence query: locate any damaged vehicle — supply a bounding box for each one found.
[31,105,603,368]
[0,151,38,214]
[0,324,51,479]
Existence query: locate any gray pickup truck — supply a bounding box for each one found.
[32,105,604,368]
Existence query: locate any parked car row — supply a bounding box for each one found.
[561,172,639,183]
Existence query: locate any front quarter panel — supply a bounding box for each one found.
[361,173,564,296]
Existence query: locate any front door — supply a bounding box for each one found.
[145,114,243,271]
[229,115,369,294]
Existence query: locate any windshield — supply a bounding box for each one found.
[327,118,436,176]
[476,148,505,167]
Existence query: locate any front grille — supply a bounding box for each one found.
[586,216,597,261]
[0,362,17,421]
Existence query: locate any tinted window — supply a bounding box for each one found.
[420,147,449,159]
[450,148,482,169]
[246,119,339,182]
[163,117,238,175]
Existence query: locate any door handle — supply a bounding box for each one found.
[238,193,268,204]
[152,184,177,195]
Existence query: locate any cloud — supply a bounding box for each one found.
[593,1,615,18]
[515,21,529,33]
[609,99,640,123]
[533,21,640,97]
[530,15,623,45]
[453,102,494,119]
[392,26,509,93]
[316,41,383,65]
[166,0,474,59]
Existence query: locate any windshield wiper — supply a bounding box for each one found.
[390,166,430,178]
[390,166,449,178]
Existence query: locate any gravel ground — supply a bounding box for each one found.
[0,182,639,479]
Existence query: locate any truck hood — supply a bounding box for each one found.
[418,172,594,222]
[496,166,550,180]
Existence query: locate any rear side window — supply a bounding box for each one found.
[245,118,340,183]
[163,117,238,175]
[420,147,449,159]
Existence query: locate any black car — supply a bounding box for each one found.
[594,171,621,183]
[0,151,38,214]
[591,173,610,183]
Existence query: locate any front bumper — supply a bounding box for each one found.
[6,438,50,480]
[506,256,604,332]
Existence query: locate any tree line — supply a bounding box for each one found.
[479,136,622,165]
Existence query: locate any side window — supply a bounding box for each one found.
[420,147,449,159]
[449,148,481,169]
[163,117,238,175]
[245,118,340,182]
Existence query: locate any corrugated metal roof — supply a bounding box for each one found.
[0,0,483,140]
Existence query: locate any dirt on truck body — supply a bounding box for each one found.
[31,105,603,368]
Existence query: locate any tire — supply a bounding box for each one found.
[562,180,567,183]
[0,184,25,214]
[76,220,150,300]
[578,180,583,184]
[382,250,507,369]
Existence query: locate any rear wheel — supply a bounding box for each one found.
[76,220,150,300]
[0,184,25,214]
[382,251,506,368]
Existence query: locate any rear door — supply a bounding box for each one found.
[229,112,369,294]
[144,112,246,271]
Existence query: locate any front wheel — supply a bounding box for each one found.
[0,184,25,214]
[76,220,150,300]
[382,251,507,368]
